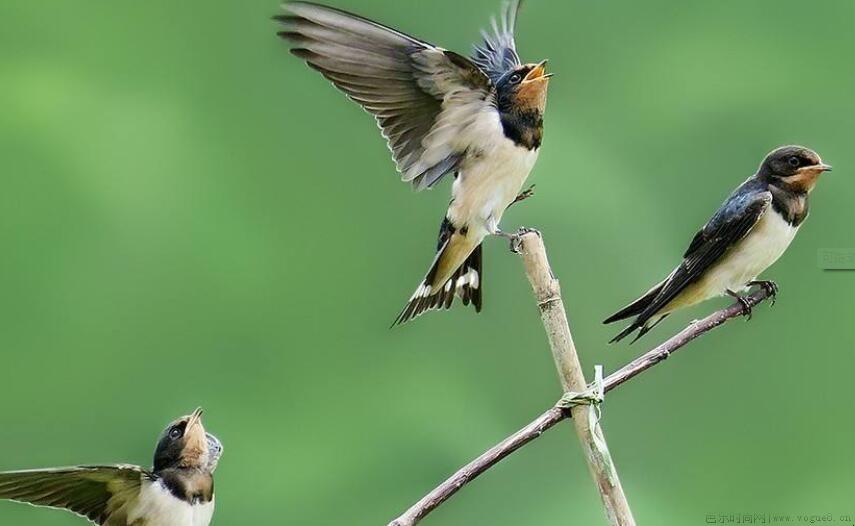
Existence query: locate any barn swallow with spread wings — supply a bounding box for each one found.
[605,146,831,343]
[0,408,223,525]
[275,1,552,325]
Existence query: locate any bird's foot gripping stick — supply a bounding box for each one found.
[495,226,542,254]
[749,280,779,305]
[727,289,754,320]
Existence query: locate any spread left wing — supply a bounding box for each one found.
[0,465,148,525]
[275,2,497,190]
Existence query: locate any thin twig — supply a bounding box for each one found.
[387,407,565,526]
[603,286,770,393]
[388,235,772,525]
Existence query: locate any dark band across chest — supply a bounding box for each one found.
[770,185,810,227]
[159,469,214,505]
[500,110,543,150]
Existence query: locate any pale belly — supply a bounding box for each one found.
[120,482,215,526]
[666,211,799,312]
[447,140,539,237]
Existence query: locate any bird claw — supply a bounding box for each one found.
[749,280,779,305]
[511,227,541,253]
[727,289,753,320]
[493,229,520,253]
[495,227,541,254]
[516,226,541,238]
[737,296,753,320]
[508,185,536,208]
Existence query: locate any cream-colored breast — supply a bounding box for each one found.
[448,140,539,234]
[123,481,214,526]
[666,210,799,312]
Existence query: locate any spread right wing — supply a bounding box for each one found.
[471,0,523,83]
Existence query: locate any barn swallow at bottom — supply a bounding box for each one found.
[0,408,223,526]
[605,145,832,344]
[274,1,552,325]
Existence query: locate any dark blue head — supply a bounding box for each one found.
[153,408,222,473]
[495,60,551,115]
[758,145,831,193]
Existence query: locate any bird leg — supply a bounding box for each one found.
[493,226,541,254]
[507,184,536,209]
[748,280,779,305]
[726,289,753,320]
[493,229,523,253]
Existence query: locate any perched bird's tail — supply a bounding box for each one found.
[608,314,671,344]
[603,280,667,344]
[603,281,665,324]
[393,238,482,326]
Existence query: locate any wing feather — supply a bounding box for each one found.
[471,0,523,82]
[0,465,147,525]
[637,191,773,321]
[276,2,497,190]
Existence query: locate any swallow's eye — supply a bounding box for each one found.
[788,156,800,167]
[509,73,522,84]
[169,426,183,440]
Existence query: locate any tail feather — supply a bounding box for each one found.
[609,314,671,344]
[633,314,670,343]
[606,276,677,343]
[460,244,482,308]
[393,244,483,326]
[609,322,642,344]
[603,280,666,325]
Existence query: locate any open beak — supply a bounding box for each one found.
[184,407,207,445]
[180,407,212,467]
[524,60,553,82]
[187,407,204,430]
[802,163,833,174]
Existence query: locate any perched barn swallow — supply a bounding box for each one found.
[275,1,552,325]
[0,408,223,526]
[605,146,831,343]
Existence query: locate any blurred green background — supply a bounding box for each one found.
[1,0,853,524]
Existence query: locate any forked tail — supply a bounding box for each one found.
[604,280,667,344]
[393,243,482,326]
